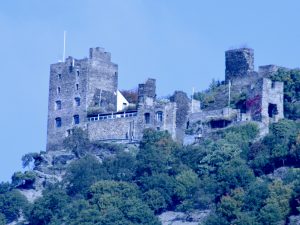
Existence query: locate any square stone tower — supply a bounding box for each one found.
[225,48,254,82]
[47,47,118,151]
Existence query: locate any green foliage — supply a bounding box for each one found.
[92,142,125,154]
[27,188,69,225]
[175,169,199,200]
[102,152,137,181]
[136,129,177,176]
[0,189,28,223]
[87,180,160,225]
[198,139,241,175]
[193,80,226,109]
[271,68,300,119]
[258,203,282,225]
[22,152,43,169]
[11,171,36,189]
[143,190,167,214]
[139,173,177,207]
[0,213,5,225]
[0,182,11,194]
[63,127,91,158]
[249,120,300,174]
[217,158,255,195]
[64,154,108,197]
[15,122,300,224]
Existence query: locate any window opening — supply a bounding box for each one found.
[73,115,80,124]
[144,113,150,124]
[156,111,163,122]
[74,97,80,106]
[55,117,62,128]
[55,101,62,110]
[268,103,278,118]
[210,119,231,129]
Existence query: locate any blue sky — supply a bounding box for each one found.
[1,0,300,181]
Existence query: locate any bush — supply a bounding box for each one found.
[0,190,28,223]
[11,171,36,189]
[64,154,108,197]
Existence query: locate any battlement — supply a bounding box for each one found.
[138,78,156,103]
[89,47,111,62]
[225,48,254,81]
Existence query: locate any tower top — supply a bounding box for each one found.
[89,47,111,62]
[225,48,254,81]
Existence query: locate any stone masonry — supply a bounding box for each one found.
[46,47,285,150]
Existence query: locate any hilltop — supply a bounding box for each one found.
[1,49,300,224]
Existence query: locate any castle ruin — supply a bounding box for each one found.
[46,47,284,150]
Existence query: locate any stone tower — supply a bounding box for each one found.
[47,47,118,151]
[225,48,254,82]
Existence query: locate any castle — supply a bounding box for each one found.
[46,47,284,151]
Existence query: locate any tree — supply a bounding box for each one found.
[217,158,255,195]
[26,188,69,225]
[136,129,177,176]
[0,213,5,225]
[0,190,28,223]
[63,127,91,158]
[243,180,269,212]
[198,139,241,175]
[64,154,108,197]
[103,152,137,181]
[174,169,201,211]
[21,152,44,169]
[87,181,160,225]
[11,171,36,189]
[138,173,177,207]
[143,190,167,214]
[259,203,282,225]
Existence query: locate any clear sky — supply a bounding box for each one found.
[1,0,300,181]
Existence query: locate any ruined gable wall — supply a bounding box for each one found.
[260,78,284,124]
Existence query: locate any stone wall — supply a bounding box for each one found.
[47,57,89,151]
[135,101,177,140]
[87,117,137,141]
[138,78,156,103]
[170,91,190,142]
[47,46,285,150]
[260,78,284,124]
[87,47,118,112]
[47,48,118,151]
[225,48,254,82]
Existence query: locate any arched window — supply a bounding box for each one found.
[74,97,80,106]
[55,100,62,110]
[73,115,80,124]
[55,117,62,128]
[144,113,150,124]
[57,87,61,94]
[76,84,79,90]
[156,111,163,122]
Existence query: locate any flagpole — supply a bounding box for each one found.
[228,80,231,108]
[63,31,66,62]
[192,87,195,113]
